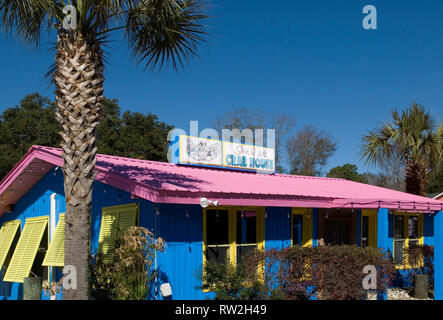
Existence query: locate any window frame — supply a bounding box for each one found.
[393,212,424,269]
[291,208,313,247]
[202,206,265,291]
[361,209,378,248]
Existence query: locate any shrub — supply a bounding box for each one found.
[197,258,269,300]
[403,245,434,291]
[200,245,396,300]
[90,226,166,300]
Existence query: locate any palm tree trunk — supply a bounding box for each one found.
[54,31,104,300]
[405,160,429,196]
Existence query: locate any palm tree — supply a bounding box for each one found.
[360,103,442,196]
[0,0,207,299]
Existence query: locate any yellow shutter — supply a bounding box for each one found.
[0,220,21,269]
[98,204,138,260]
[3,216,48,283]
[42,214,65,267]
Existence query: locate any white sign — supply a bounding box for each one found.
[177,135,275,173]
[179,135,222,167]
[223,141,275,172]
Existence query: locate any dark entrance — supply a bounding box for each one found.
[326,221,350,245]
[318,209,355,246]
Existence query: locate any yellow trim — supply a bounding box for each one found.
[291,208,313,247]
[393,212,424,269]
[42,214,65,267]
[361,209,378,248]
[202,206,266,291]
[3,216,48,283]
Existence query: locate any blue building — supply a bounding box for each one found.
[0,145,442,300]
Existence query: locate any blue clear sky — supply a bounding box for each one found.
[0,0,442,174]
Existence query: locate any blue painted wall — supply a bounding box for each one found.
[0,168,65,299]
[265,207,292,250]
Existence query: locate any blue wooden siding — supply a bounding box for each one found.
[0,168,65,299]
[264,207,292,250]
[424,213,434,246]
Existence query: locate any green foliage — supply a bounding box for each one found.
[427,162,443,194]
[327,164,367,183]
[0,93,173,180]
[198,259,269,300]
[360,103,442,195]
[0,93,60,181]
[0,0,208,71]
[90,226,166,300]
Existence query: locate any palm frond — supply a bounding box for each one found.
[0,0,64,46]
[124,0,208,71]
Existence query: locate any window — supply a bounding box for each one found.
[361,209,377,248]
[291,208,313,247]
[236,210,258,265]
[393,213,423,267]
[203,207,264,267]
[361,216,369,247]
[292,215,303,246]
[205,209,230,264]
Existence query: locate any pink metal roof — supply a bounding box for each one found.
[0,145,442,217]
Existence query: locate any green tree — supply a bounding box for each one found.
[427,161,443,195]
[327,164,367,183]
[0,94,173,180]
[0,1,206,298]
[0,93,60,179]
[287,125,337,176]
[360,103,442,196]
